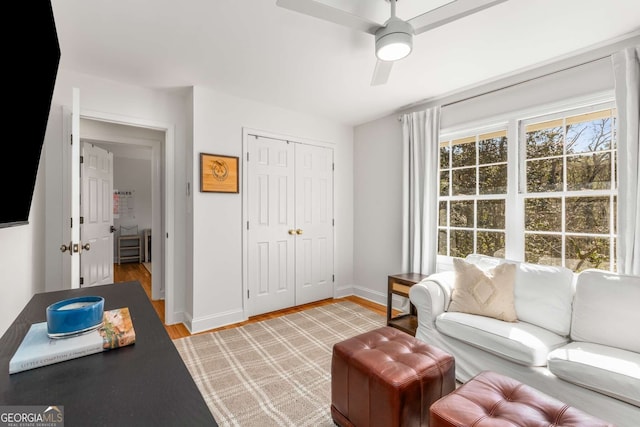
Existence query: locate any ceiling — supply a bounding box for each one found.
[51,0,640,127]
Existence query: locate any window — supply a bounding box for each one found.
[438,102,617,272]
[522,107,617,271]
[438,130,508,258]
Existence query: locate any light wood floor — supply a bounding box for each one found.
[113,263,387,340]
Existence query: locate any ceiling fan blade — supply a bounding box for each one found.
[409,0,509,35]
[276,0,380,35]
[371,60,393,86]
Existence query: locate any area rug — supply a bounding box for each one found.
[173,301,385,427]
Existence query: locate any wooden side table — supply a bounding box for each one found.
[387,273,429,336]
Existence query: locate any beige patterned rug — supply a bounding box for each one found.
[173,301,385,427]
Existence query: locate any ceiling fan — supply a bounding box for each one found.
[276,0,508,86]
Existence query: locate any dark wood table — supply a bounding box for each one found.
[387,273,429,336]
[0,281,218,426]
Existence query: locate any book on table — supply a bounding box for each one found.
[9,307,136,374]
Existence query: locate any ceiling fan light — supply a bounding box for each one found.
[375,17,414,62]
[376,32,412,61]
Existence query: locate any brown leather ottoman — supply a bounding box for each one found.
[331,326,455,427]
[430,371,613,427]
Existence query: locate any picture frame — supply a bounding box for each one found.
[200,153,239,193]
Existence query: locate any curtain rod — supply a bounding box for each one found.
[397,54,612,122]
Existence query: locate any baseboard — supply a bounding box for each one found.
[186,308,245,334]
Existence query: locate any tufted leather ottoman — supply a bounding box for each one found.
[430,371,613,427]
[331,326,455,427]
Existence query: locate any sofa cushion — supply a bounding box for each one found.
[448,258,517,322]
[572,270,640,353]
[464,254,574,336]
[436,312,568,366]
[548,342,640,407]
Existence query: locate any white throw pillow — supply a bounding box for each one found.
[571,269,640,353]
[448,258,518,322]
[513,262,575,336]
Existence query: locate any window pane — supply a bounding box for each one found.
[440,171,449,196]
[450,229,473,258]
[452,168,476,195]
[527,158,563,192]
[451,138,476,167]
[440,145,450,169]
[566,112,612,154]
[566,236,610,272]
[566,153,611,191]
[439,201,448,226]
[525,234,561,265]
[450,201,474,228]
[479,133,507,164]
[479,165,507,194]
[526,124,563,159]
[438,229,448,255]
[525,198,561,231]
[477,199,505,229]
[566,197,609,233]
[477,231,505,258]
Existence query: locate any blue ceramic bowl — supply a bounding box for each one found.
[46,296,105,338]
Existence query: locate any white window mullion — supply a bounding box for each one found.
[506,118,523,261]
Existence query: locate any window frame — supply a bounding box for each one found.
[517,101,617,271]
[436,96,617,272]
[437,123,510,262]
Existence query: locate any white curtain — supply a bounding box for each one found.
[401,107,441,275]
[613,46,640,276]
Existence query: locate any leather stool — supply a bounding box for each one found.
[331,326,455,427]
[430,371,613,427]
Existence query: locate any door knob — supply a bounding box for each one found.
[83,243,91,251]
[110,226,116,233]
[288,229,296,235]
[60,242,73,256]
[296,229,303,235]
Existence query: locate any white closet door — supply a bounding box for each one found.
[294,143,334,305]
[247,136,296,316]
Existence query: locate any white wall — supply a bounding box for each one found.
[188,86,354,333]
[353,115,404,304]
[353,56,617,307]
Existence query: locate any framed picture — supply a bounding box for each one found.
[200,153,239,193]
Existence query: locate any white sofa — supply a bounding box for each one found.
[409,254,640,427]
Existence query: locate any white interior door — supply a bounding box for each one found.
[247,136,296,316]
[246,134,334,316]
[247,137,295,316]
[294,143,334,305]
[80,142,114,287]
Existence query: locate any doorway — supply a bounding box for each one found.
[80,118,163,299]
[60,94,177,324]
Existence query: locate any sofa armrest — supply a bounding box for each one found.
[409,271,455,328]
